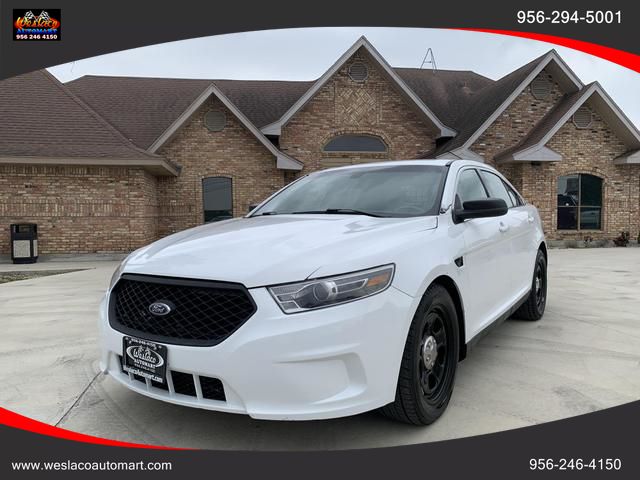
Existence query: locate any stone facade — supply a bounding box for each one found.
[280,47,438,173]
[468,69,639,242]
[156,97,286,238]
[519,110,638,241]
[0,165,157,254]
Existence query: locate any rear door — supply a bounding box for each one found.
[453,168,512,338]
[478,169,535,298]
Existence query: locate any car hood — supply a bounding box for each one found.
[122,215,438,288]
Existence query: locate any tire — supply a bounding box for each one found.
[380,284,459,425]
[513,249,547,321]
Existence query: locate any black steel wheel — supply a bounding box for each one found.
[380,284,459,425]
[513,249,547,321]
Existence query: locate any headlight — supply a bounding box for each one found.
[268,264,395,314]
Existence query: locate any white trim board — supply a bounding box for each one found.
[614,151,640,164]
[512,146,563,162]
[260,36,456,138]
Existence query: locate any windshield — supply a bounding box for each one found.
[253,164,447,218]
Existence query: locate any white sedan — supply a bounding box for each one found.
[100,159,547,425]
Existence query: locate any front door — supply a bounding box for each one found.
[453,168,513,338]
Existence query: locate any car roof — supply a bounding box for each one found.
[318,159,488,173]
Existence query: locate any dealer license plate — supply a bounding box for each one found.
[122,336,167,383]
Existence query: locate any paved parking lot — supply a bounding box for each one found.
[1,249,639,450]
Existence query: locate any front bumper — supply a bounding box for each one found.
[99,285,415,420]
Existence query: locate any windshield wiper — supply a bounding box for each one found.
[289,208,385,218]
[253,211,279,216]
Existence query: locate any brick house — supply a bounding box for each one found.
[1,36,639,255]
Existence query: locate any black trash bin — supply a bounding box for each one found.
[10,224,38,264]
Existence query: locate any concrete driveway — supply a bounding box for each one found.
[1,249,639,450]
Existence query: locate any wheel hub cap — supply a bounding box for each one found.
[422,335,438,370]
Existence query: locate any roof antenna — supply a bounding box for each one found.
[420,48,437,72]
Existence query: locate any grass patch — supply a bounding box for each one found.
[0,269,85,284]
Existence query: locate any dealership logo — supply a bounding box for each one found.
[126,345,164,368]
[148,301,173,316]
[13,9,61,41]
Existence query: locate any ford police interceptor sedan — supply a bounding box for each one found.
[100,159,547,425]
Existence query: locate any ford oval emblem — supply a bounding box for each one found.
[149,302,172,316]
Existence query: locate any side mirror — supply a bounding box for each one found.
[454,198,508,222]
[247,204,259,214]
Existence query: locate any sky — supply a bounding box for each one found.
[48,27,640,128]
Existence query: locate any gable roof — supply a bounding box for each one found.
[434,50,583,157]
[66,76,212,150]
[148,83,303,170]
[496,82,640,163]
[0,70,178,175]
[259,36,457,137]
[67,76,315,149]
[67,68,487,153]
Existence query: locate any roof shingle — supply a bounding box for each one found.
[0,70,160,160]
[67,68,493,151]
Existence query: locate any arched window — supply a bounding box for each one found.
[557,174,602,230]
[323,134,387,153]
[202,177,232,223]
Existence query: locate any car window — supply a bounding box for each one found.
[478,170,514,208]
[253,164,448,218]
[456,169,487,207]
[503,181,523,207]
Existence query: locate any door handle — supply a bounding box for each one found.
[499,222,509,233]
[527,215,535,223]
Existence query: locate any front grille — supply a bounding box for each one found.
[171,371,196,396]
[200,376,225,401]
[109,274,256,346]
[119,355,226,402]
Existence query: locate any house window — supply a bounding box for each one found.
[202,177,232,223]
[323,134,387,152]
[557,174,603,230]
